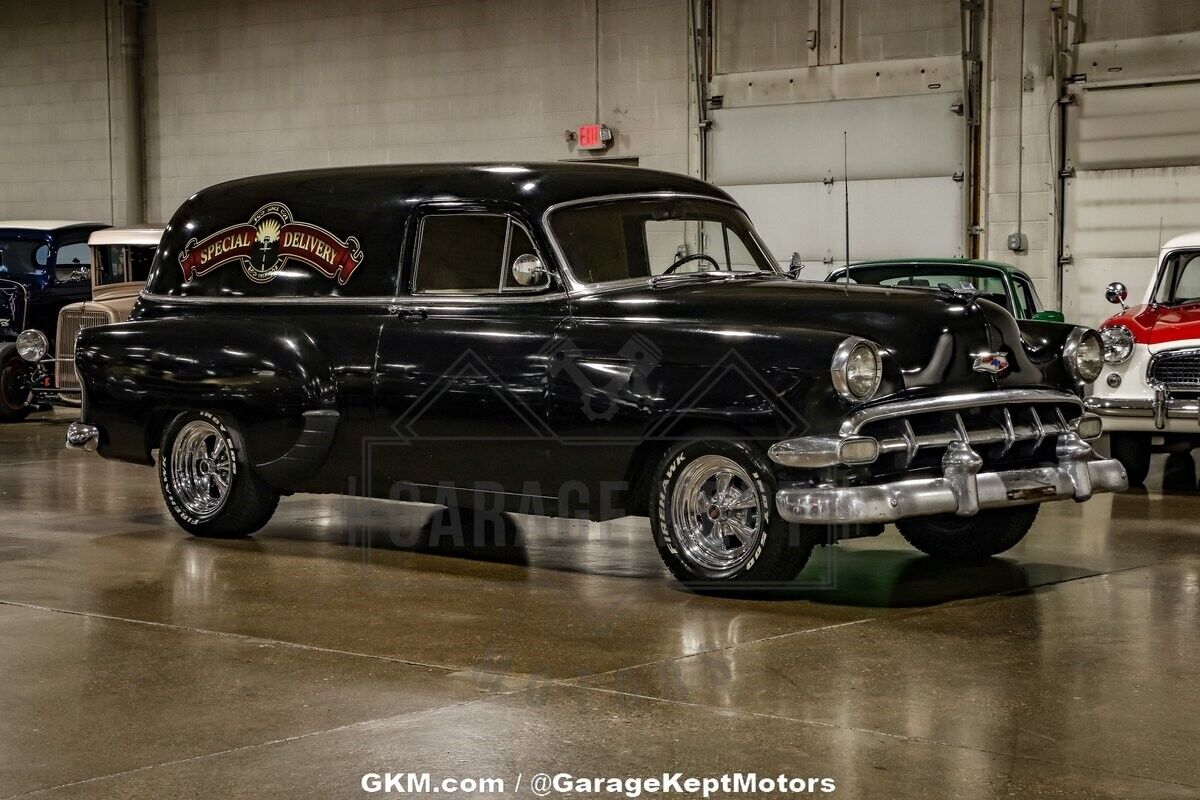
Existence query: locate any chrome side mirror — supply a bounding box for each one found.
[1105,281,1128,309]
[788,252,804,273]
[511,253,550,287]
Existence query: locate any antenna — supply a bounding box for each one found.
[843,131,850,287]
[1158,216,1165,251]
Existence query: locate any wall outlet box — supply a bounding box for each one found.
[1007,232,1028,253]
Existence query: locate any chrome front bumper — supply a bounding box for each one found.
[775,434,1127,525]
[770,389,1126,525]
[65,422,100,452]
[1085,391,1198,430]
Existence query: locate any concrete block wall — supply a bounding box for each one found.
[984,0,1057,302]
[841,0,960,62]
[143,0,690,223]
[715,0,813,73]
[1082,0,1200,41]
[0,0,115,223]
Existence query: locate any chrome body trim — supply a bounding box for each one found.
[775,434,1127,525]
[65,422,100,452]
[138,291,570,306]
[767,435,879,469]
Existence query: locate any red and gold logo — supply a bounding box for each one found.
[178,203,363,285]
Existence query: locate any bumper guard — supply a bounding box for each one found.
[66,422,100,452]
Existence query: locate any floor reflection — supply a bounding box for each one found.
[785,547,1095,607]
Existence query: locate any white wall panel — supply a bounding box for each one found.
[709,92,964,185]
[727,176,964,269]
[1062,166,1200,327]
[1068,82,1200,170]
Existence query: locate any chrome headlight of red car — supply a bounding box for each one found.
[1100,325,1134,365]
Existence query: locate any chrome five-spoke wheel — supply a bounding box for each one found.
[169,419,234,520]
[668,454,764,576]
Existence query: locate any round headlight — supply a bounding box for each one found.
[1064,327,1103,384]
[1100,325,1134,364]
[14,329,48,363]
[832,337,882,401]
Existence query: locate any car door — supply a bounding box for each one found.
[371,204,571,505]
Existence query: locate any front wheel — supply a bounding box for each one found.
[158,410,279,538]
[897,505,1039,561]
[650,439,819,588]
[0,343,33,422]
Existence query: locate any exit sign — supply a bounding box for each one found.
[577,123,612,150]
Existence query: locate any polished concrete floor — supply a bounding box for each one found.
[0,410,1197,799]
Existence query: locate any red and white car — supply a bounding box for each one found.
[1087,232,1200,484]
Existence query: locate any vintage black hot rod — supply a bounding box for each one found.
[69,163,1126,586]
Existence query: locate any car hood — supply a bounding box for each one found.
[574,277,1065,394]
[1105,303,1200,344]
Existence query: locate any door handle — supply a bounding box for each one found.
[387,305,427,321]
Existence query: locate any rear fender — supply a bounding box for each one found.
[76,317,337,466]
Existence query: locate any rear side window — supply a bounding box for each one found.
[55,241,92,284]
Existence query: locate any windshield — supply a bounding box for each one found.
[96,244,156,287]
[0,238,50,278]
[549,197,776,286]
[1154,250,1200,305]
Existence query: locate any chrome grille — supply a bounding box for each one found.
[1149,349,1200,392]
[55,310,112,391]
[852,394,1085,473]
[0,287,22,332]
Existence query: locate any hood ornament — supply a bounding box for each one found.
[973,351,1010,374]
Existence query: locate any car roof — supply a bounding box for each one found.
[188,162,732,216]
[1162,231,1200,250]
[88,227,164,246]
[838,258,1032,280]
[0,221,109,232]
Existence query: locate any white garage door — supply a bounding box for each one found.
[708,91,967,272]
[1062,81,1200,327]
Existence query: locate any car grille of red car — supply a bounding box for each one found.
[1149,348,1200,393]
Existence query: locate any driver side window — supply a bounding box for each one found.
[413,213,549,295]
[1172,253,1200,302]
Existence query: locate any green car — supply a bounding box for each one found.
[825,259,1065,323]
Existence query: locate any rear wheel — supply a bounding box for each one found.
[0,343,32,422]
[158,410,279,538]
[897,505,1039,561]
[650,439,819,588]
[1109,432,1151,487]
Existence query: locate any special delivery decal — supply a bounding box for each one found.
[178,202,364,285]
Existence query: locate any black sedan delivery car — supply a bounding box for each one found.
[69,164,1126,587]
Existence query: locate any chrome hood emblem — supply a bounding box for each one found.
[972,351,1010,374]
